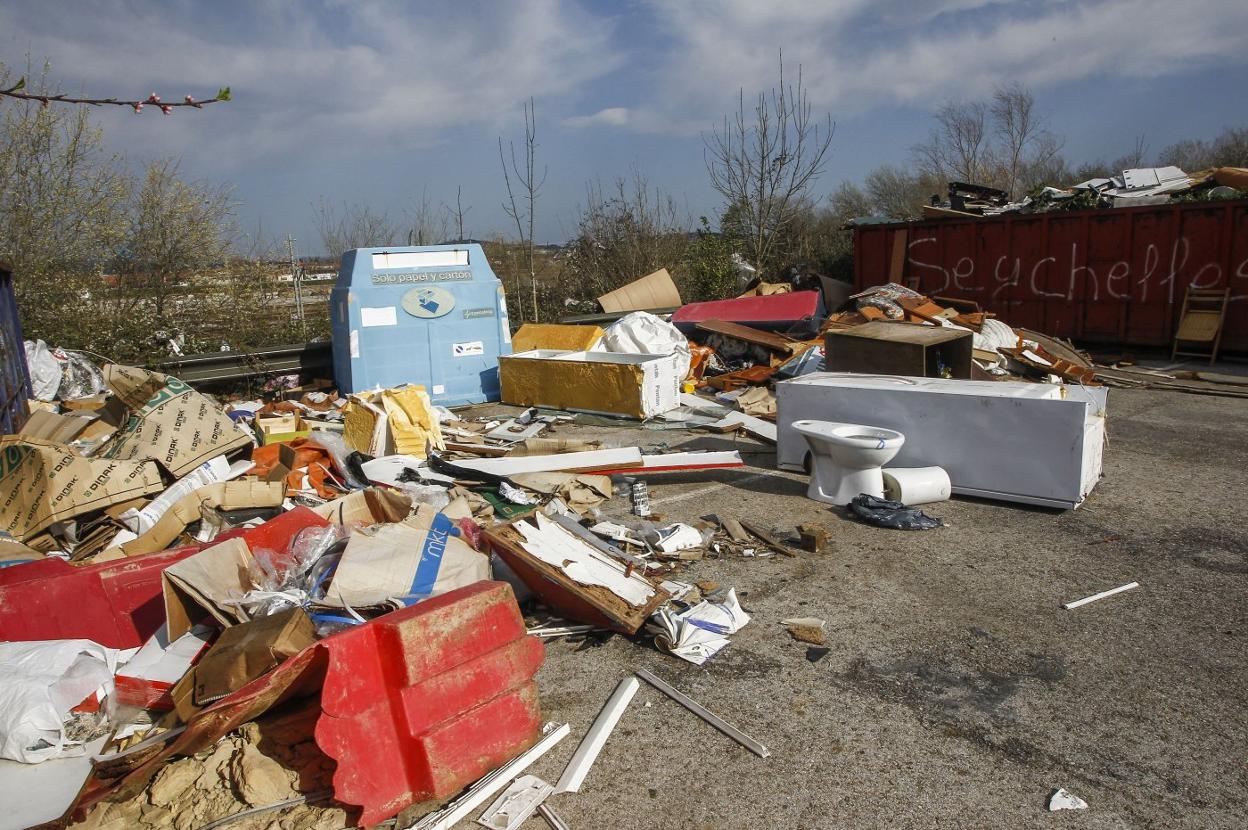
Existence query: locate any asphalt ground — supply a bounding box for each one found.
[467,384,1248,830]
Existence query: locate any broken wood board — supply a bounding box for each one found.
[484,517,671,634]
[694,320,801,354]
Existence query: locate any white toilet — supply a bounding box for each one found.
[793,420,906,505]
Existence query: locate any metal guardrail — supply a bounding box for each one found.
[148,341,333,384]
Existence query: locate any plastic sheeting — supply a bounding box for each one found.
[596,311,692,379]
[23,341,61,402]
[0,639,123,763]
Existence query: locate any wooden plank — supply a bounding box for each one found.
[695,319,799,353]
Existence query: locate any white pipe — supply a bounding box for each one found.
[1062,581,1139,610]
[554,677,639,793]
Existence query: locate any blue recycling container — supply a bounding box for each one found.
[330,244,513,404]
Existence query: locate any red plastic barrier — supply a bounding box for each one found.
[70,580,543,827]
[0,546,201,648]
[852,199,1248,350]
[0,505,330,648]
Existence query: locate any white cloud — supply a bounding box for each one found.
[562,106,632,128]
[0,0,622,165]
[625,0,1248,133]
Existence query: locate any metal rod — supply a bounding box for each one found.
[634,669,771,758]
[537,803,572,830]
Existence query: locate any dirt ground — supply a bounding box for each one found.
[484,383,1248,830]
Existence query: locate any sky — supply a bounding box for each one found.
[3,0,1247,256]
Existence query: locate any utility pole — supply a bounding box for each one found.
[286,234,306,337]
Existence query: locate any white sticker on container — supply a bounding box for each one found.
[349,330,360,358]
[432,384,445,395]
[360,306,398,327]
[453,340,484,357]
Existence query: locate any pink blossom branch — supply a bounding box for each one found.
[0,77,230,114]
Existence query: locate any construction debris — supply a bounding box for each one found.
[0,232,1199,829]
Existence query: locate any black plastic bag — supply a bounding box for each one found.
[848,494,943,531]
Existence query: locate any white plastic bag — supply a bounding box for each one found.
[0,640,122,763]
[23,340,62,402]
[597,311,691,378]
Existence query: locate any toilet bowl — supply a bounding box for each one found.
[793,420,906,505]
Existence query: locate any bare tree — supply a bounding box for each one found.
[406,188,448,246]
[499,97,545,321]
[119,159,233,318]
[704,53,834,275]
[1111,134,1150,171]
[914,83,1064,197]
[443,185,471,241]
[991,82,1063,199]
[564,170,689,300]
[314,199,397,259]
[914,99,989,186]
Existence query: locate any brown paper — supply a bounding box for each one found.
[172,607,317,719]
[0,436,165,542]
[597,268,682,313]
[162,537,254,639]
[17,410,93,444]
[99,365,253,478]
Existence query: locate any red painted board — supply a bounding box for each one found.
[673,291,824,334]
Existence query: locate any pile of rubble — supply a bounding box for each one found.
[0,258,1138,829]
[915,165,1248,219]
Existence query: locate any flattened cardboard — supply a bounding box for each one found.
[0,436,165,542]
[311,487,413,525]
[173,607,316,718]
[109,480,286,557]
[17,410,92,444]
[99,365,253,478]
[511,324,605,353]
[597,268,681,313]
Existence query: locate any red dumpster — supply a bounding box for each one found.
[852,198,1248,350]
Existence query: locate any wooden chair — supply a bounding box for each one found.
[1171,286,1230,365]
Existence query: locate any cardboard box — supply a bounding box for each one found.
[114,624,216,710]
[824,321,973,379]
[171,607,316,719]
[256,413,310,445]
[499,349,681,419]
